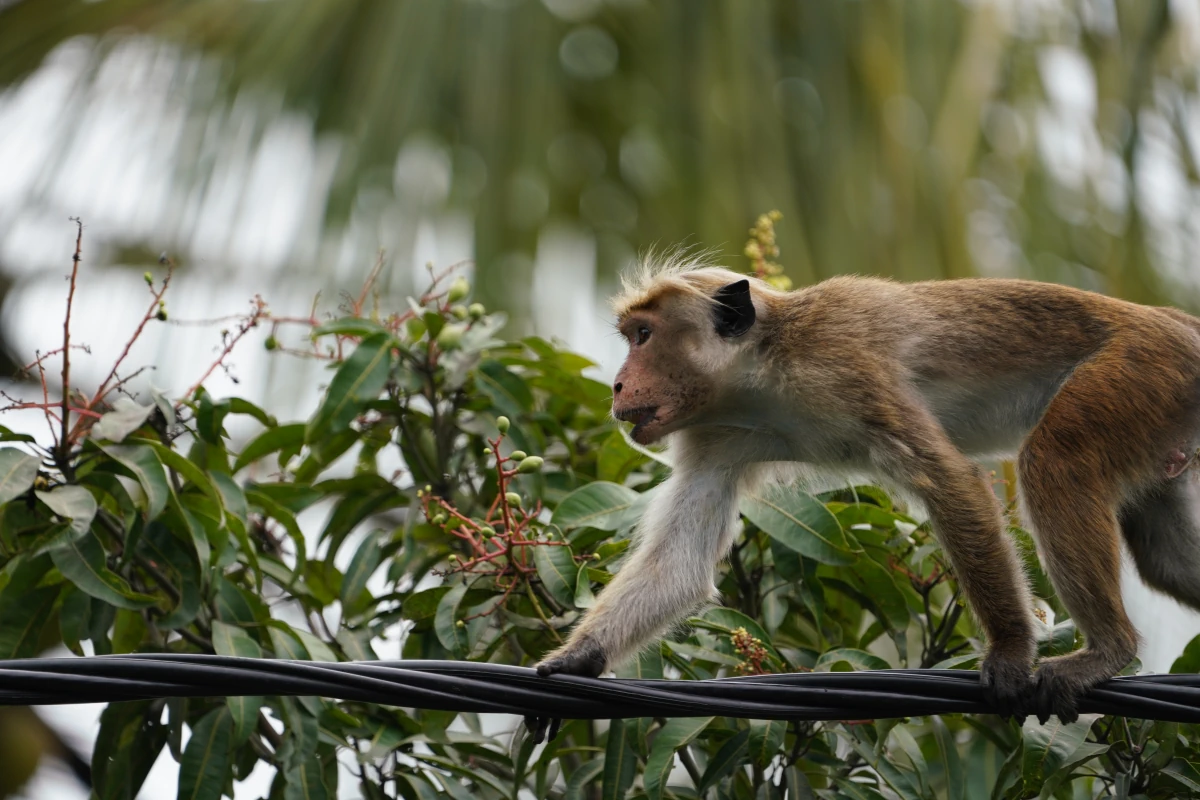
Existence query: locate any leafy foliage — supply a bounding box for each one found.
[2,254,1199,799]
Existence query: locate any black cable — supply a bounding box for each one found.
[2,655,1200,722]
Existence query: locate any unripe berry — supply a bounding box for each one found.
[436,323,465,350]
[447,554,458,562]
[479,526,495,538]
[447,276,470,303]
[432,513,447,525]
[143,271,153,285]
[451,304,469,320]
[509,450,527,461]
[505,492,522,508]
[468,303,485,320]
[517,456,544,473]
[455,620,465,628]
[264,335,279,351]
[496,416,510,434]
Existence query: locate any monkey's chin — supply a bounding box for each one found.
[630,420,666,444]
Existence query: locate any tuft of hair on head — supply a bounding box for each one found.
[612,246,755,320]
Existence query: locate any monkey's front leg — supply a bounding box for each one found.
[536,468,743,677]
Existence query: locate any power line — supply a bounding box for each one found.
[1,655,1198,722]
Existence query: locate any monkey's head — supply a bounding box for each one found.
[610,264,762,444]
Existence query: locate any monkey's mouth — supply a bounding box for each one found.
[614,405,659,438]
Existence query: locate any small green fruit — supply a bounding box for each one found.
[517,456,544,473]
[264,335,279,351]
[509,450,527,461]
[432,513,447,525]
[468,303,485,319]
[143,271,153,285]
[447,276,470,303]
[505,492,522,508]
[447,554,458,561]
[455,620,466,628]
[436,323,465,350]
[479,526,495,538]
[451,304,469,320]
[496,416,510,434]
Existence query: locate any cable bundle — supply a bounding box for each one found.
[2,655,1200,722]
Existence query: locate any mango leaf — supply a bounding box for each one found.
[0,448,39,504]
[306,332,395,443]
[564,759,605,800]
[748,719,786,767]
[211,620,264,742]
[932,716,965,800]
[1171,633,1200,673]
[434,582,469,655]
[741,485,859,565]
[814,648,891,672]
[99,443,171,519]
[92,700,168,800]
[313,317,392,338]
[93,397,155,442]
[341,530,384,618]
[644,717,714,800]
[0,556,58,658]
[1020,714,1100,787]
[35,484,97,537]
[1037,742,1109,799]
[177,707,233,800]
[50,531,157,609]
[283,758,332,800]
[233,423,307,472]
[552,482,640,531]
[534,543,577,608]
[600,717,637,800]
[698,728,749,792]
[574,565,595,609]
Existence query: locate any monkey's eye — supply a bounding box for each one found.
[635,326,651,345]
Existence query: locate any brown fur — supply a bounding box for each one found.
[540,261,1200,724]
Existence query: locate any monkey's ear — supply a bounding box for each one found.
[713,279,756,337]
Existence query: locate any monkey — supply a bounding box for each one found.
[528,256,1200,735]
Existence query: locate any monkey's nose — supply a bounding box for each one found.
[613,382,623,395]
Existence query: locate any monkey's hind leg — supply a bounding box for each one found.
[1018,430,1140,724]
[1120,476,1200,612]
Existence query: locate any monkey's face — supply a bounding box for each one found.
[612,279,757,444]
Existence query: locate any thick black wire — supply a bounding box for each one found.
[2,655,1200,722]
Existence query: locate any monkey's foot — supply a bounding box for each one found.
[979,652,1035,721]
[534,637,607,678]
[524,638,607,744]
[1030,661,1086,725]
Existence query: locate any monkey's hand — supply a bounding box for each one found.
[523,637,607,744]
[979,650,1035,721]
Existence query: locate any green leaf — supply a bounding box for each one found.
[574,565,595,608]
[0,448,39,504]
[644,717,714,800]
[212,620,264,744]
[814,648,891,672]
[1161,760,1200,794]
[434,582,469,655]
[35,484,97,537]
[1037,742,1109,799]
[313,317,392,338]
[50,531,157,609]
[564,759,605,800]
[933,716,965,800]
[92,700,168,800]
[741,485,859,565]
[748,719,786,767]
[1020,713,1100,787]
[698,728,749,792]
[283,757,332,800]
[551,481,640,531]
[1171,634,1200,673]
[233,423,307,472]
[340,531,384,618]
[93,397,156,442]
[0,556,58,658]
[306,332,395,443]
[100,443,171,519]
[600,717,637,800]
[178,707,234,800]
[534,543,577,608]
[269,623,310,660]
